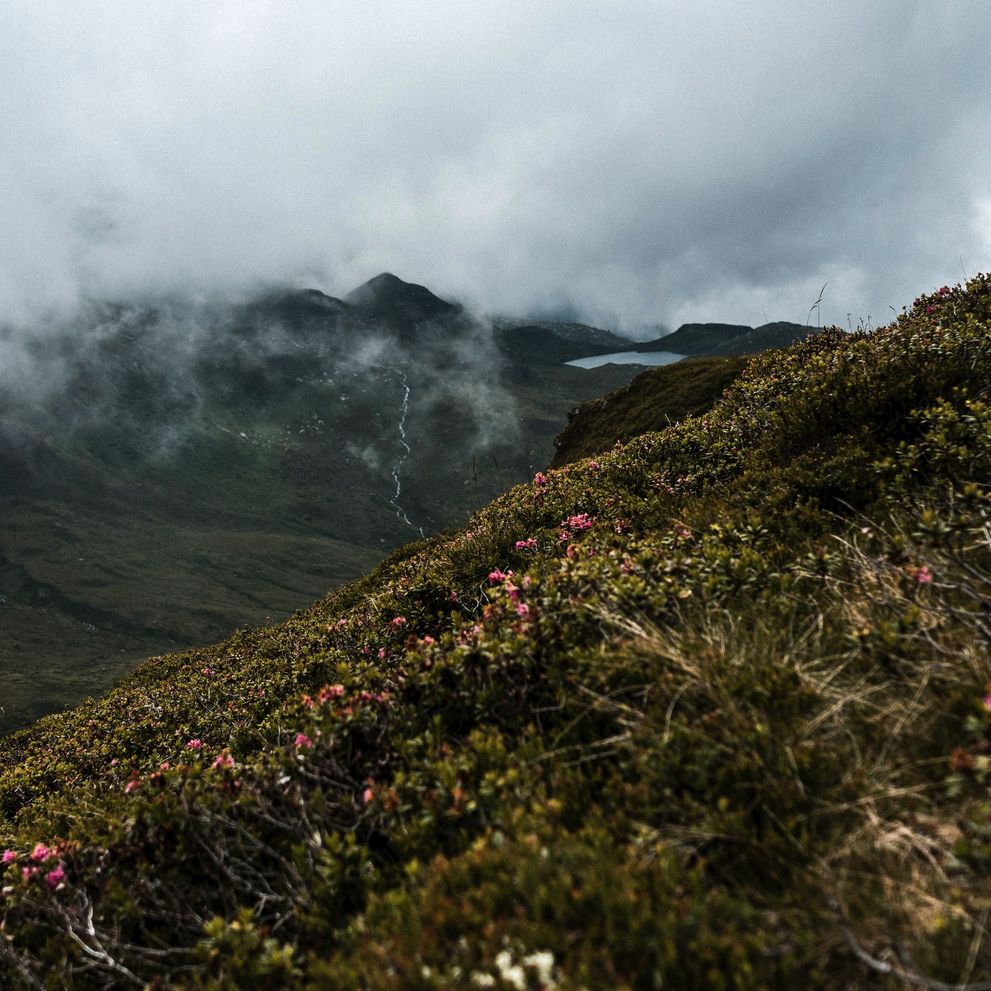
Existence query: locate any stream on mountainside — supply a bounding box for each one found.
[388,370,424,536]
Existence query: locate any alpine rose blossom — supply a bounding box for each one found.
[564,513,593,532]
[3,849,16,864]
[294,733,313,749]
[46,866,66,890]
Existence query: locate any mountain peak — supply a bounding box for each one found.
[344,273,459,328]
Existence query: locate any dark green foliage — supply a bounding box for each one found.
[638,320,809,356]
[2,276,991,987]
[551,354,747,465]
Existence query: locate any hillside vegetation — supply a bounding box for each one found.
[551,354,748,466]
[2,277,991,988]
[638,320,810,357]
[0,277,635,733]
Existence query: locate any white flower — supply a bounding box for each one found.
[495,951,527,990]
[524,950,558,987]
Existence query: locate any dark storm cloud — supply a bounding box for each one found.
[1,0,989,332]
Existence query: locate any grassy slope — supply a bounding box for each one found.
[0,312,638,735]
[2,279,991,987]
[551,354,748,466]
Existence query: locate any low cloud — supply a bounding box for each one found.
[1,1,990,332]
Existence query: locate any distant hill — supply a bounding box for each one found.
[640,319,811,356]
[252,288,350,322]
[344,272,460,331]
[551,354,748,465]
[3,276,991,986]
[492,321,630,364]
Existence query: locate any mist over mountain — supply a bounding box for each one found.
[0,274,644,731]
[0,268,850,733]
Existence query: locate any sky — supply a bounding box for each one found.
[2,1,991,334]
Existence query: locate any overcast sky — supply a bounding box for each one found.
[2,0,991,333]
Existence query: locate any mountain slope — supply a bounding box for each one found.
[642,319,810,356]
[2,276,991,987]
[0,279,642,732]
[344,272,460,330]
[551,353,749,465]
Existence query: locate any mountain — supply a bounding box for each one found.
[641,319,811,356]
[344,272,460,331]
[0,278,634,732]
[0,277,835,733]
[252,288,350,322]
[2,276,990,987]
[551,353,749,465]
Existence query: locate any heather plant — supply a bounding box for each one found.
[2,277,991,986]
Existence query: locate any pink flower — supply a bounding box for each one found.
[186,738,203,751]
[390,616,408,628]
[564,513,593,532]
[516,603,531,618]
[30,843,52,863]
[201,666,215,677]
[159,762,171,771]
[514,538,538,551]
[294,732,313,750]
[319,684,346,703]
[124,779,141,794]
[3,849,16,864]
[378,647,386,659]
[46,866,66,890]
[983,694,991,712]
[212,751,235,769]
[588,461,600,471]
[915,566,933,584]
[488,568,512,584]
[533,472,548,487]
[363,786,375,804]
